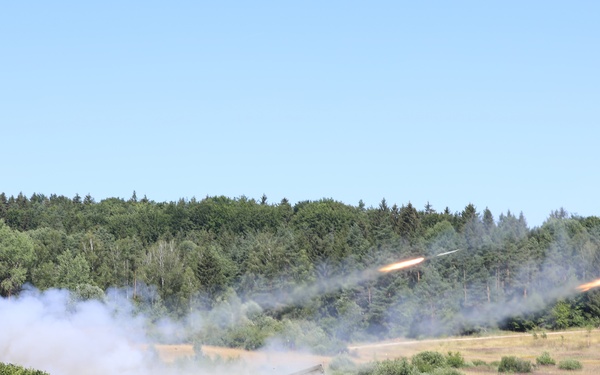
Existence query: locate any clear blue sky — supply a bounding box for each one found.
[1,1,598,227]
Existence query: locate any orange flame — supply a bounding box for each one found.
[577,279,600,292]
[378,257,425,273]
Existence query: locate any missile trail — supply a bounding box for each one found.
[253,249,462,309]
[434,249,461,257]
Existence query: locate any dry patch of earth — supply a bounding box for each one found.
[154,329,600,374]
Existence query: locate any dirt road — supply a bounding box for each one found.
[348,329,588,350]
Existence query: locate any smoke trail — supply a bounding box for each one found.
[247,269,368,310]
[247,253,446,310]
[388,255,595,339]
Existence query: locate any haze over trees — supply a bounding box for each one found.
[1,192,599,351]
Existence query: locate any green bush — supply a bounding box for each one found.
[278,319,347,355]
[374,358,418,375]
[430,368,465,375]
[411,351,447,373]
[0,363,50,375]
[329,354,358,373]
[536,351,556,366]
[558,359,583,370]
[471,359,487,367]
[445,351,465,368]
[355,362,376,375]
[498,356,532,373]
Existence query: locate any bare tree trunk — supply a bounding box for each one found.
[134,269,137,298]
[463,269,467,305]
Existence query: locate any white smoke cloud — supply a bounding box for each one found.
[0,287,326,375]
[0,287,152,375]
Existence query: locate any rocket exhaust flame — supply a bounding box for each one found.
[378,257,425,273]
[377,249,460,273]
[577,278,600,292]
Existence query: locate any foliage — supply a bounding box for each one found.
[373,358,418,375]
[429,368,465,375]
[222,314,281,350]
[277,319,347,355]
[328,354,358,374]
[411,351,447,373]
[550,300,585,329]
[558,359,583,370]
[0,362,50,375]
[2,192,600,352]
[536,351,556,366]
[0,220,35,297]
[445,351,465,368]
[497,356,532,373]
[71,283,105,302]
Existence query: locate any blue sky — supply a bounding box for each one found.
[1,1,598,227]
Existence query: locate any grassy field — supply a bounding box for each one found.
[153,344,331,373]
[154,328,600,374]
[348,329,600,374]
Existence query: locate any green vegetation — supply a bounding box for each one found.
[536,351,556,365]
[373,358,418,375]
[329,351,467,375]
[0,362,50,375]
[429,368,465,375]
[328,354,358,374]
[411,351,447,373]
[1,192,600,351]
[558,358,583,370]
[445,351,465,368]
[497,356,533,373]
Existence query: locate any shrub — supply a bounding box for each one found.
[445,351,465,368]
[536,351,556,366]
[430,368,465,375]
[355,362,376,375]
[374,358,418,375]
[411,351,447,373]
[471,359,487,367]
[498,356,532,373]
[278,319,347,355]
[329,354,358,373]
[558,359,583,370]
[0,363,50,375]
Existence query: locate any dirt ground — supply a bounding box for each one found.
[348,329,600,374]
[154,344,331,371]
[154,329,600,374]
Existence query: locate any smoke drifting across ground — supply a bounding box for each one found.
[2,241,597,374]
[0,287,321,375]
[0,288,151,375]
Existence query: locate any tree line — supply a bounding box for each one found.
[1,191,600,349]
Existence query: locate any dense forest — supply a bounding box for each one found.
[1,192,600,353]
